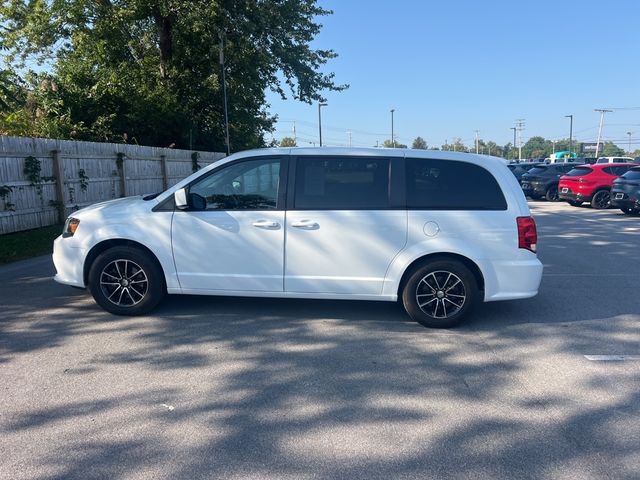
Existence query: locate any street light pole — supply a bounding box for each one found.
[318,103,327,147]
[474,130,480,154]
[594,109,612,158]
[627,131,632,154]
[565,114,573,155]
[510,127,516,160]
[390,109,395,147]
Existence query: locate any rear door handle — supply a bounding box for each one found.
[252,220,280,229]
[291,219,319,229]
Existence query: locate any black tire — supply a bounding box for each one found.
[621,207,640,216]
[88,246,165,315]
[545,185,559,202]
[590,190,611,209]
[568,200,582,207]
[402,260,478,328]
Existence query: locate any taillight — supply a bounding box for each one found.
[517,216,537,253]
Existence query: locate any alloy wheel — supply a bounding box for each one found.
[99,259,149,307]
[415,270,466,319]
[593,191,611,209]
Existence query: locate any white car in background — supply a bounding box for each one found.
[53,148,542,328]
[596,156,635,164]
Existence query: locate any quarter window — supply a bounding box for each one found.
[293,156,390,209]
[189,158,281,210]
[405,158,507,210]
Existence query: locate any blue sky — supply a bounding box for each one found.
[266,0,640,150]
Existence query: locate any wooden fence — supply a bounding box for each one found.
[0,136,225,234]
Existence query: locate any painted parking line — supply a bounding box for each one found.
[584,355,640,361]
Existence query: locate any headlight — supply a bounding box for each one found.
[63,217,80,237]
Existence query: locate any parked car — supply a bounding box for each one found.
[611,166,640,215]
[596,156,635,164]
[508,163,529,181]
[52,148,543,329]
[558,163,639,209]
[520,163,578,201]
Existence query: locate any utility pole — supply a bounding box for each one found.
[627,131,633,154]
[552,139,557,153]
[594,109,612,158]
[515,119,525,161]
[219,31,230,155]
[474,130,480,154]
[347,130,352,148]
[510,127,516,159]
[565,114,573,155]
[293,122,297,144]
[318,103,327,147]
[390,109,395,147]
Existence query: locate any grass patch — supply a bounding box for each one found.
[0,225,62,265]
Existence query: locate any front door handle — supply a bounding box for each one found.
[252,220,280,229]
[291,219,319,229]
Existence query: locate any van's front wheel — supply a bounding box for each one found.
[402,260,478,328]
[88,246,165,315]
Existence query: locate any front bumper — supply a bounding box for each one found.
[52,235,87,288]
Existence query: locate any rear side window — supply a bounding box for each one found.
[405,158,507,210]
[602,167,618,175]
[566,167,593,176]
[621,168,640,180]
[294,156,390,209]
[527,166,548,175]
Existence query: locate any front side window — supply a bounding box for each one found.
[406,158,507,210]
[293,156,390,209]
[189,158,281,210]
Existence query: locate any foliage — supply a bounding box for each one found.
[599,141,625,157]
[0,1,346,152]
[382,139,407,149]
[78,169,89,192]
[0,185,16,211]
[411,137,428,149]
[191,152,201,172]
[0,225,63,265]
[23,155,55,203]
[441,139,467,152]
[279,137,297,147]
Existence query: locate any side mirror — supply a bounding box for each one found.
[174,188,188,210]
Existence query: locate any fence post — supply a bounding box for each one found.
[116,153,127,197]
[160,155,168,190]
[51,149,66,224]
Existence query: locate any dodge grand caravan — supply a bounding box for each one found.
[53,148,543,328]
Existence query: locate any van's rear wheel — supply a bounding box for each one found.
[402,260,478,328]
[88,246,165,315]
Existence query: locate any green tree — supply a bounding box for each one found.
[0,1,347,151]
[522,136,552,159]
[411,136,428,149]
[382,139,407,148]
[441,138,467,152]
[599,141,625,157]
[279,137,297,147]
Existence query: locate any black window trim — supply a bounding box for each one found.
[153,155,288,212]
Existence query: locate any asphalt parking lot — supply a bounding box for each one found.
[1,201,639,480]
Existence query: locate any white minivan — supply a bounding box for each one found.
[53,148,542,328]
